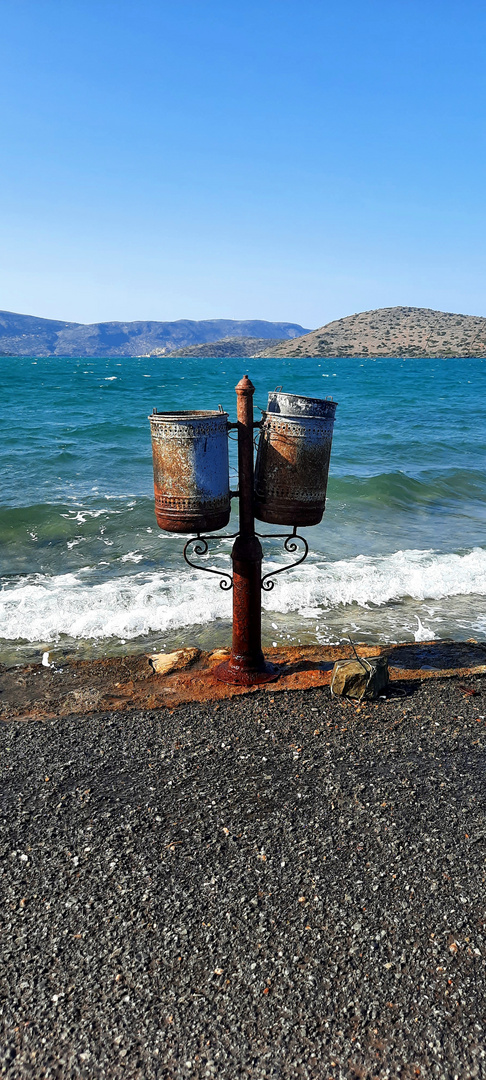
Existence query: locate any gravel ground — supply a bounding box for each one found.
[1,676,486,1079]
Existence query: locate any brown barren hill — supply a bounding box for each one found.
[255,306,486,358]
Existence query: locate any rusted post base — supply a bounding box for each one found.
[214,534,277,686]
[214,657,277,687]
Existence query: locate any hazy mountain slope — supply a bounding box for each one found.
[0,311,310,357]
[256,307,486,358]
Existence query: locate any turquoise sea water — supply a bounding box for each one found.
[1,354,485,663]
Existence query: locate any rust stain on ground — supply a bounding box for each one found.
[1,640,485,722]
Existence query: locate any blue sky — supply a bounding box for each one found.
[1,0,486,327]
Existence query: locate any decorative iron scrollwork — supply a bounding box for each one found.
[183,534,235,591]
[258,526,309,591]
[182,527,308,593]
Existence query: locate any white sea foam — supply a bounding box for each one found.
[1,547,485,643]
[266,547,486,613]
[0,569,232,642]
[60,508,128,523]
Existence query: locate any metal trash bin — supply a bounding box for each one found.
[149,409,230,533]
[254,391,337,526]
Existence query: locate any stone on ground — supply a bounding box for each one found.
[331,655,389,699]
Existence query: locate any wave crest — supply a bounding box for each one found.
[1,547,485,644]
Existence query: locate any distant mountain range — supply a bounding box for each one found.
[2,305,485,359]
[0,310,309,357]
[255,307,486,358]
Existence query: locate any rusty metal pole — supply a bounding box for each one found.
[215,375,277,685]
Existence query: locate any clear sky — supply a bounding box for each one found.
[1,0,486,327]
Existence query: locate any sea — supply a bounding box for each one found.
[1,354,485,665]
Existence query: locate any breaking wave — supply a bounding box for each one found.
[1,546,485,644]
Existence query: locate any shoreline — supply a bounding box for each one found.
[2,639,486,722]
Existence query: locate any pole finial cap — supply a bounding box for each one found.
[235,374,255,394]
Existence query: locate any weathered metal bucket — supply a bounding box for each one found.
[149,410,230,533]
[254,391,337,526]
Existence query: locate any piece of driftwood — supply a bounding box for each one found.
[331,655,389,700]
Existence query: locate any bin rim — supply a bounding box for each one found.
[149,409,229,421]
[266,391,337,412]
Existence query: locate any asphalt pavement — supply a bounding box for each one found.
[1,675,486,1079]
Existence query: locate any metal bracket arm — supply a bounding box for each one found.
[258,526,309,591]
[183,534,237,591]
[183,526,309,593]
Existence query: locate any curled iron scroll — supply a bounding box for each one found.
[259,527,309,591]
[183,535,234,591]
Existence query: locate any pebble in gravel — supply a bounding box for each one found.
[1,675,486,1079]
